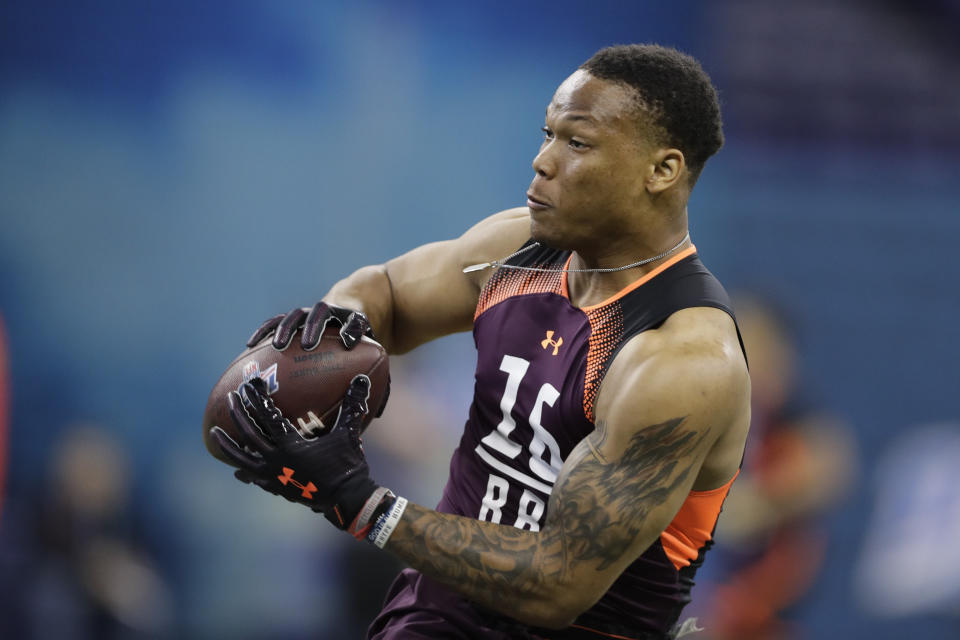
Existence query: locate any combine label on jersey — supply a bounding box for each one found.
[240,360,279,395]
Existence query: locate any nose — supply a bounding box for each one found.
[532,141,556,179]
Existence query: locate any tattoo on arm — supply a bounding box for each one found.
[384,416,707,623]
[552,416,705,571]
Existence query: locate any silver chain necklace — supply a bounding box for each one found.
[462,232,691,274]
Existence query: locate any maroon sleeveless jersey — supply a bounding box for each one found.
[436,240,742,637]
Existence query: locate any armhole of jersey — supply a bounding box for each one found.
[583,299,739,424]
[660,469,740,571]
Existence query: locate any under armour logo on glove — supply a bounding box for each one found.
[277,467,317,499]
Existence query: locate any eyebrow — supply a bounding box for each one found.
[544,109,599,125]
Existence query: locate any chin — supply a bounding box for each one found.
[530,222,576,251]
[529,223,559,250]
[529,215,570,251]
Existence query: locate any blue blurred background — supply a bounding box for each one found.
[1,0,958,638]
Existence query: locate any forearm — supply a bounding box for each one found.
[322,257,475,355]
[323,264,397,352]
[383,501,576,628]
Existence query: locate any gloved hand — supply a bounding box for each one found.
[210,376,392,538]
[247,301,374,351]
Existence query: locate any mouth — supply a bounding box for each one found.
[526,192,551,211]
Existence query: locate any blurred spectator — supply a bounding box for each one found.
[694,294,857,640]
[854,422,960,620]
[0,424,173,639]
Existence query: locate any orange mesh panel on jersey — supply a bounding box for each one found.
[570,246,699,423]
[474,264,564,320]
[582,304,625,423]
[660,471,739,571]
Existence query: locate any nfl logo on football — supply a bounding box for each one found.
[239,360,279,395]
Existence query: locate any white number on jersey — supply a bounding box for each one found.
[476,354,565,529]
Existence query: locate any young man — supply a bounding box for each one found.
[212,44,751,639]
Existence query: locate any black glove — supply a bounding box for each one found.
[210,376,390,537]
[247,301,374,351]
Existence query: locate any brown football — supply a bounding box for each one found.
[202,327,389,466]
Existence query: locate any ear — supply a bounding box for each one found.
[646,148,686,194]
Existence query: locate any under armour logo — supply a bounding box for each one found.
[541,330,563,356]
[277,467,317,499]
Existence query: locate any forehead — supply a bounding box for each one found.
[547,69,639,129]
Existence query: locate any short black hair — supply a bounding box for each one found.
[580,44,723,183]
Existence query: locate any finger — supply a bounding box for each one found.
[240,380,294,438]
[272,307,308,350]
[246,314,284,348]
[253,475,282,496]
[333,374,371,433]
[339,311,371,350]
[247,375,270,397]
[235,469,281,496]
[228,390,277,451]
[234,468,255,484]
[210,426,266,472]
[301,302,334,350]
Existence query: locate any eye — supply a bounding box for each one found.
[569,139,587,149]
[541,126,554,141]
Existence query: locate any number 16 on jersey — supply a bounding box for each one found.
[474,354,565,531]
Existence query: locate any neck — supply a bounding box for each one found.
[566,227,691,308]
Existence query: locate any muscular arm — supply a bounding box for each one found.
[323,208,530,354]
[381,309,751,628]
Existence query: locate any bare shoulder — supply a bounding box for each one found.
[461,206,530,237]
[593,307,750,488]
[375,207,531,353]
[597,307,749,418]
[650,306,746,371]
[455,207,531,289]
